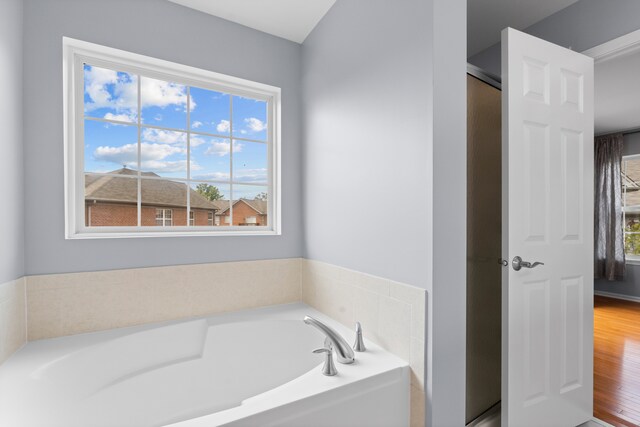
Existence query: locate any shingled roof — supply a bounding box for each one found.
[85,168,217,210]
[216,198,268,215]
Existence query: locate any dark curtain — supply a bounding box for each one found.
[594,133,625,281]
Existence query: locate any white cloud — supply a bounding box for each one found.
[192,168,266,183]
[104,112,136,122]
[192,171,230,181]
[83,65,194,118]
[93,143,137,165]
[192,121,203,129]
[84,66,137,114]
[234,168,268,183]
[93,142,204,173]
[244,117,267,133]
[204,140,242,157]
[138,160,199,173]
[140,77,192,110]
[142,128,186,145]
[140,142,186,159]
[191,136,206,147]
[216,120,230,133]
[94,142,184,164]
[84,67,120,110]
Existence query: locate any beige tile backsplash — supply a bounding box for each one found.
[302,259,426,427]
[0,277,26,365]
[5,257,426,426]
[26,258,301,340]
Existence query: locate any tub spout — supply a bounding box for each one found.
[304,316,355,364]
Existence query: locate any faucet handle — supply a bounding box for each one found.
[353,321,366,352]
[313,348,338,376]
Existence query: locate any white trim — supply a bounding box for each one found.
[594,290,640,304]
[68,229,278,239]
[582,28,640,63]
[64,37,280,97]
[590,418,615,427]
[63,37,281,239]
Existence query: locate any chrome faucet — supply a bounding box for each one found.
[304,315,355,364]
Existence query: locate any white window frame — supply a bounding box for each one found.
[623,154,640,264]
[189,211,195,226]
[63,37,281,239]
[156,208,173,227]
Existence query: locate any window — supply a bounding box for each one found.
[623,155,640,258]
[64,38,280,238]
[156,209,173,226]
[214,215,221,226]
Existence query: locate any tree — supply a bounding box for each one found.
[255,192,268,201]
[196,183,223,201]
[626,220,640,255]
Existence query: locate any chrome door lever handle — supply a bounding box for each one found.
[512,256,544,271]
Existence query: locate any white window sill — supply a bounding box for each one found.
[626,257,640,266]
[67,229,280,239]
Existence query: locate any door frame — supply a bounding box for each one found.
[582,28,640,64]
[582,27,640,427]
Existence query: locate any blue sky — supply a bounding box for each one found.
[83,64,268,199]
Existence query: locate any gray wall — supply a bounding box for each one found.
[469,0,640,76]
[302,0,467,425]
[0,0,25,283]
[595,132,640,297]
[23,0,303,275]
[302,0,432,288]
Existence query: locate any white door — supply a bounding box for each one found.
[502,28,594,427]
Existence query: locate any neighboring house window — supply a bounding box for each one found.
[214,215,221,226]
[623,155,640,257]
[245,216,257,225]
[156,209,172,226]
[64,38,280,238]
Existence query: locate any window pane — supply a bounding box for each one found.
[84,119,139,173]
[233,96,267,141]
[140,128,188,178]
[190,182,230,227]
[189,87,230,135]
[141,178,187,226]
[232,185,268,226]
[190,136,231,182]
[626,232,640,256]
[85,174,138,226]
[84,64,137,123]
[233,140,268,184]
[141,76,188,130]
[625,158,640,207]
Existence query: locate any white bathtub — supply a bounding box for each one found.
[0,303,409,427]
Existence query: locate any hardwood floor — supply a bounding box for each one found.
[594,295,640,426]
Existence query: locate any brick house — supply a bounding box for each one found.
[214,198,268,226]
[85,168,218,227]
